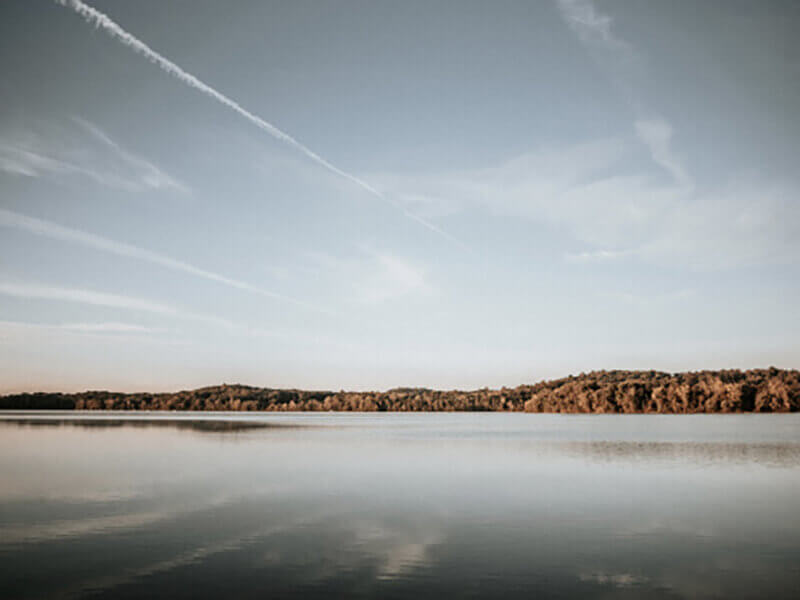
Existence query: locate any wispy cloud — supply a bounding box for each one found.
[0,320,178,348]
[357,253,431,305]
[55,0,462,247]
[565,248,633,263]
[635,118,691,187]
[0,282,177,314]
[0,118,187,192]
[0,281,234,329]
[306,248,433,305]
[73,117,189,192]
[0,208,331,315]
[373,140,800,269]
[597,288,696,307]
[348,1,798,270]
[59,322,163,333]
[555,0,691,187]
[556,0,629,50]
[0,282,347,346]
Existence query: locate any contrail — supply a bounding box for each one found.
[0,208,331,314]
[55,0,463,248]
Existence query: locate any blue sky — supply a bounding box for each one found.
[1,0,799,392]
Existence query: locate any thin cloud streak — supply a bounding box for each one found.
[0,281,235,329]
[0,119,187,193]
[0,282,177,314]
[565,248,634,263]
[0,208,330,315]
[55,0,461,248]
[0,320,183,348]
[0,282,339,343]
[73,117,190,193]
[59,322,163,333]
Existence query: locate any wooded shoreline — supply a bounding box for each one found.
[2,368,799,413]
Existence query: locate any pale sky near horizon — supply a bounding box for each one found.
[1,0,799,393]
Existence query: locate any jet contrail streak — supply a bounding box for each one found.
[0,208,332,315]
[55,0,461,247]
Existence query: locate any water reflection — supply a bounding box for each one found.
[547,440,800,467]
[0,413,799,599]
[0,415,297,432]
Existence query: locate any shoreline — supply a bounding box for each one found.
[2,368,798,413]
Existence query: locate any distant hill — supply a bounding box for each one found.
[1,368,798,413]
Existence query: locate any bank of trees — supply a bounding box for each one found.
[2,368,798,413]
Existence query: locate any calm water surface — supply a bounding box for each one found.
[1,412,799,599]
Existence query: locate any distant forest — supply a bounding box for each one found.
[2,369,799,413]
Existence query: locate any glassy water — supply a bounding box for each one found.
[1,412,799,599]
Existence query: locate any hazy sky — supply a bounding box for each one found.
[1,0,799,392]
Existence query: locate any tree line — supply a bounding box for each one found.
[1,368,798,413]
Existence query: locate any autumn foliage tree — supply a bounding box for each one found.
[1,369,798,413]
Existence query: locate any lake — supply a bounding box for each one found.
[1,412,799,599]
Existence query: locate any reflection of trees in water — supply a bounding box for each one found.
[3,418,798,465]
[0,418,299,432]
[544,441,800,467]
